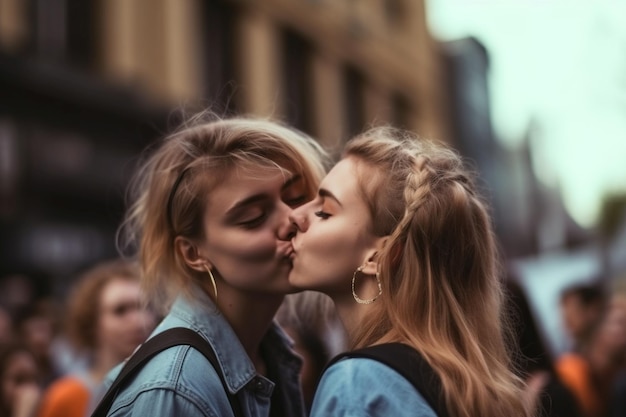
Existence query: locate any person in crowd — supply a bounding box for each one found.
[99,115,328,416]
[0,342,41,417]
[559,282,606,352]
[0,306,13,344]
[275,291,345,412]
[37,259,156,417]
[288,126,531,417]
[506,278,583,417]
[612,374,626,417]
[0,275,36,320]
[556,293,626,417]
[14,301,61,388]
[609,290,626,417]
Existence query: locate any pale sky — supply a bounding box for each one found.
[425,0,626,227]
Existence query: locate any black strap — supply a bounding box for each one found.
[325,343,450,417]
[90,327,244,417]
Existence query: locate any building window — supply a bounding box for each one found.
[281,28,314,135]
[392,93,412,130]
[66,0,98,69]
[201,0,238,116]
[384,0,407,31]
[343,65,365,138]
[25,0,98,68]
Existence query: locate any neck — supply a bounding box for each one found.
[331,293,372,343]
[213,285,284,372]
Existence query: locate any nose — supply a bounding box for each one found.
[278,220,297,241]
[278,202,310,241]
[289,205,309,233]
[278,205,298,241]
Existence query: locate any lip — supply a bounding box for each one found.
[277,242,294,259]
[290,235,300,255]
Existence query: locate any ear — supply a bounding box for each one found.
[175,236,211,272]
[360,236,388,276]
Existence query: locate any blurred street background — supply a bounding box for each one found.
[0,0,625,363]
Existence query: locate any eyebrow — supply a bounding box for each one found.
[282,174,302,190]
[319,188,342,207]
[225,174,303,216]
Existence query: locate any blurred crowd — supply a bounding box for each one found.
[507,277,626,417]
[0,259,344,417]
[1,259,625,417]
[0,260,157,417]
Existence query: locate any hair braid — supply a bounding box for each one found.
[344,126,530,417]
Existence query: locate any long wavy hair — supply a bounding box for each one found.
[346,127,530,417]
[118,114,329,313]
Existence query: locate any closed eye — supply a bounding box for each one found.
[314,210,331,220]
[284,195,307,208]
[239,213,267,229]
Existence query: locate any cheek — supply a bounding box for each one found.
[308,225,361,262]
[97,318,110,341]
[206,230,288,289]
[214,232,277,263]
[299,225,362,280]
[99,316,121,340]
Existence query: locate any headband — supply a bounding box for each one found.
[166,167,192,232]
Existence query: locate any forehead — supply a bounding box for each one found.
[100,278,140,304]
[323,158,370,207]
[205,165,292,208]
[324,156,370,188]
[324,157,358,185]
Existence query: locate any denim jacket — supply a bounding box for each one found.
[102,289,305,417]
[310,358,437,417]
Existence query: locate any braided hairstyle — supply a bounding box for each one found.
[345,127,530,417]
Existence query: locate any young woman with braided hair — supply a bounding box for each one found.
[288,127,531,417]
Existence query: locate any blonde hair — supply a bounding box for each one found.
[119,114,329,313]
[345,127,530,417]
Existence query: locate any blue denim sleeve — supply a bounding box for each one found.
[108,388,211,417]
[310,358,438,417]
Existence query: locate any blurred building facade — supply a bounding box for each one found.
[439,37,592,259]
[438,36,623,357]
[0,0,450,295]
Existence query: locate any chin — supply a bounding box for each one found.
[287,277,314,292]
[287,271,304,287]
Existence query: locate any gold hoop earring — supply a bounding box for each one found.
[352,266,382,304]
[204,264,218,299]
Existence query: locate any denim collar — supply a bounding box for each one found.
[167,287,300,394]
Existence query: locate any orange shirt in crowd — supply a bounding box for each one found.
[555,353,604,417]
[38,376,90,417]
